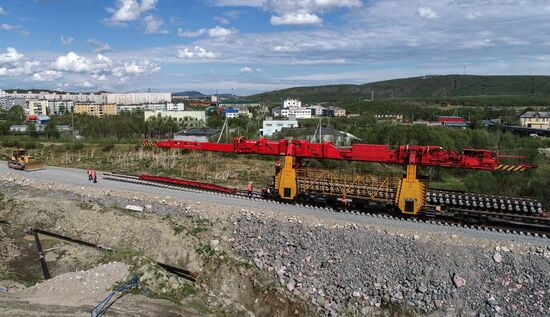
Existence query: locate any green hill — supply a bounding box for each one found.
[250,75,550,103]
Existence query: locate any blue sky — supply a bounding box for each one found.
[1,0,550,95]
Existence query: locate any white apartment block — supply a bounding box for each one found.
[261,117,299,137]
[272,107,312,119]
[144,110,206,122]
[282,98,301,109]
[118,103,185,112]
[47,100,74,115]
[107,93,171,105]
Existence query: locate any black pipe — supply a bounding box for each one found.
[31,228,110,251]
[29,228,197,282]
[33,232,50,280]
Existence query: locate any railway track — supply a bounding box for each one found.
[102,173,550,239]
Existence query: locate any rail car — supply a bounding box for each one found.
[259,166,543,217]
[143,137,539,217]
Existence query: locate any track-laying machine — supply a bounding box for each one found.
[144,138,537,216]
[7,149,46,171]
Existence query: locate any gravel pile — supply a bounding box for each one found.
[18,262,130,306]
[234,215,550,316]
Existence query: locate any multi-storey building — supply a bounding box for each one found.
[107,93,171,105]
[117,103,185,112]
[520,112,550,129]
[143,110,206,122]
[282,98,301,109]
[26,100,48,115]
[74,103,118,117]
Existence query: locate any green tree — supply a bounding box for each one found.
[44,123,60,139]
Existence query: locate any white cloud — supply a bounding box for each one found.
[60,36,74,45]
[0,47,24,64]
[207,26,234,37]
[178,28,206,38]
[177,46,218,59]
[0,23,30,36]
[32,70,62,82]
[178,26,235,38]
[143,15,168,34]
[240,66,261,73]
[214,16,230,25]
[417,7,437,19]
[53,52,94,72]
[0,6,5,15]
[271,12,322,25]
[87,39,113,53]
[108,0,157,23]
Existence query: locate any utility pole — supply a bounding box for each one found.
[71,111,75,141]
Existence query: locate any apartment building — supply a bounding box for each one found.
[74,103,118,117]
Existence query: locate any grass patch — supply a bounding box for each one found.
[196,244,214,257]
[171,223,185,235]
[190,226,208,236]
[150,284,198,305]
[95,246,144,268]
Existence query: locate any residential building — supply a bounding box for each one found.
[282,98,301,109]
[106,93,171,105]
[223,108,239,119]
[218,100,260,108]
[26,100,48,115]
[143,110,206,122]
[278,126,361,145]
[174,128,221,142]
[260,117,299,137]
[308,104,325,116]
[374,114,404,123]
[74,103,118,117]
[322,107,346,117]
[272,107,312,119]
[0,97,15,110]
[519,112,550,129]
[47,100,74,115]
[117,103,185,112]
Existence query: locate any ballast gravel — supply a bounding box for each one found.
[234,215,550,316]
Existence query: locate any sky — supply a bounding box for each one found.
[1,0,550,95]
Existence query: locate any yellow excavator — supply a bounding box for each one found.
[7,149,46,171]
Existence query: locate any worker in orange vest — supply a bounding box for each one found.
[275,159,281,173]
[342,195,348,209]
[87,169,92,181]
[91,170,97,183]
[247,181,253,198]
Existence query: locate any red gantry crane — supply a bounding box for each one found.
[144,138,535,214]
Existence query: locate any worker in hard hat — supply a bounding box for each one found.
[247,181,253,198]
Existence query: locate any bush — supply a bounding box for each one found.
[102,144,115,152]
[64,142,84,151]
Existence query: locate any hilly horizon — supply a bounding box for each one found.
[249,75,550,103]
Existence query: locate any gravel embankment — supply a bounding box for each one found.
[18,262,129,306]
[234,215,550,316]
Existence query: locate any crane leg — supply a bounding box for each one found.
[395,165,426,215]
[275,156,297,200]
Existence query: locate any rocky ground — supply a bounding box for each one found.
[234,215,550,316]
[0,170,549,316]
